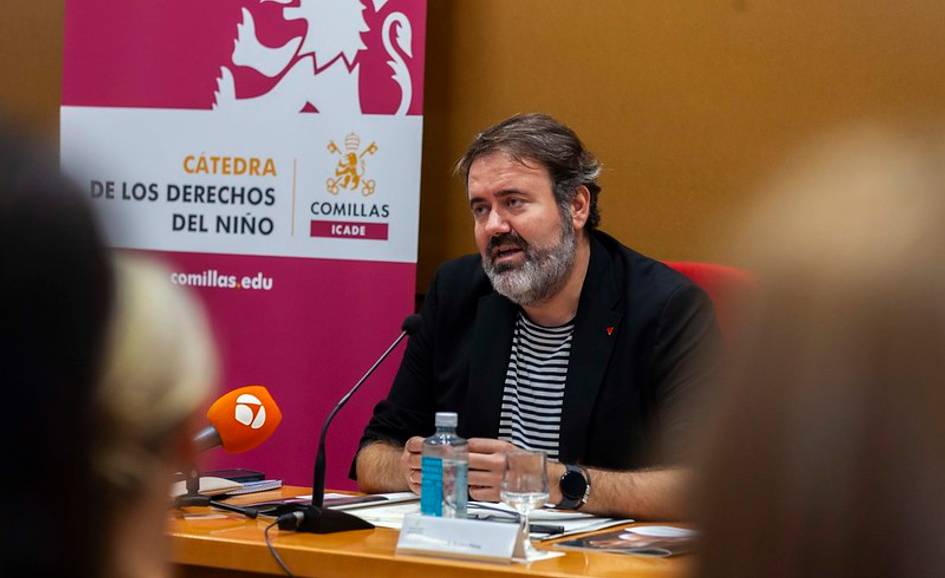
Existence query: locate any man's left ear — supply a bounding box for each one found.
[570,185,591,231]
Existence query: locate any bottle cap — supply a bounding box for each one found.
[435,412,458,428]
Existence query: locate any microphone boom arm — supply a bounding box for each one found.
[312,329,409,507]
[275,314,420,533]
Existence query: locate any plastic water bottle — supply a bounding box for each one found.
[420,412,468,518]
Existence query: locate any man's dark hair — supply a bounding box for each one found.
[456,113,603,229]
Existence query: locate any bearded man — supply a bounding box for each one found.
[352,114,718,519]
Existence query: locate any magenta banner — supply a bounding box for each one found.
[61,0,427,489]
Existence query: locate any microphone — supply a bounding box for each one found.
[276,314,422,534]
[178,385,282,517]
[193,385,283,453]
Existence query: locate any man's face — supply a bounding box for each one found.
[467,152,577,305]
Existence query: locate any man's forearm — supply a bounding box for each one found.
[355,441,409,493]
[547,462,689,520]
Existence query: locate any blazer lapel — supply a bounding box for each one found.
[463,292,517,439]
[559,236,623,464]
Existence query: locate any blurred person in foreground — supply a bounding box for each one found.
[0,129,216,578]
[692,127,945,578]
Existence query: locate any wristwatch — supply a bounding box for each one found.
[556,464,591,509]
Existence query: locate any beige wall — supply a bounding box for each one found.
[6,2,945,290]
[0,1,62,139]
[418,1,945,290]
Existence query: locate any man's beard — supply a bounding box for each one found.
[482,216,577,306]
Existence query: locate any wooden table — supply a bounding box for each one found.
[171,486,688,578]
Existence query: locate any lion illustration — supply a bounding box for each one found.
[212,0,413,115]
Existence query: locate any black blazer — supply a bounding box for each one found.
[354,231,718,472]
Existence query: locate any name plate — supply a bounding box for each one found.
[396,513,524,563]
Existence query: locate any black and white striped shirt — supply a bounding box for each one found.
[498,312,574,459]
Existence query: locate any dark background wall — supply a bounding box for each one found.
[6,1,945,290]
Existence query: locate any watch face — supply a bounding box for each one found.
[560,470,586,500]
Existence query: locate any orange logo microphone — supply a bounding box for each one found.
[194,385,282,453]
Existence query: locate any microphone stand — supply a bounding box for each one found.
[276,317,418,533]
[174,464,259,519]
[174,465,206,508]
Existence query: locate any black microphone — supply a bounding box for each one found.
[276,314,422,533]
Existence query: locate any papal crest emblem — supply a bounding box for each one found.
[327,133,378,196]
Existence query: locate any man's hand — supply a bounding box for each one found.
[401,437,519,499]
[400,437,519,500]
[361,437,687,518]
[401,436,424,495]
[467,438,519,501]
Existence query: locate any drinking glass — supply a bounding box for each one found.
[500,450,549,559]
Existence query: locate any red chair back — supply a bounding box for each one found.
[663,261,754,339]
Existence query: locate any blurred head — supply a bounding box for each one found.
[692,126,945,577]
[95,255,215,501]
[457,114,598,304]
[1,125,114,578]
[0,125,216,578]
[96,255,216,578]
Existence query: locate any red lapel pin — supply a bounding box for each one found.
[606,326,615,336]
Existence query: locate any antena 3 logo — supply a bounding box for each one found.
[234,393,267,430]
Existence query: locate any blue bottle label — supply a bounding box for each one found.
[420,456,443,516]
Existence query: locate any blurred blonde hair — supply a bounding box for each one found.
[94,255,217,495]
[693,125,945,577]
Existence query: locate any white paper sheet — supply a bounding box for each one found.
[345,499,633,541]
